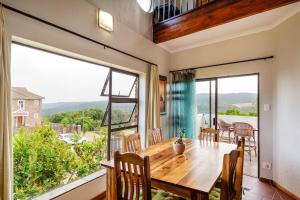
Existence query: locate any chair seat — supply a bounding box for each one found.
[209,187,221,200]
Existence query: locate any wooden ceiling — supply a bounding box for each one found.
[153,0,300,43]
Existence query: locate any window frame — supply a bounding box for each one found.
[100,68,139,160]
[101,68,139,137]
[18,99,25,110]
[100,70,138,98]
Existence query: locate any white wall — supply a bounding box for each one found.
[272,12,300,197]
[87,0,153,40]
[170,11,300,197]
[2,0,170,199]
[171,30,275,179]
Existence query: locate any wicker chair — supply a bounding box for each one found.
[218,119,233,143]
[232,122,257,162]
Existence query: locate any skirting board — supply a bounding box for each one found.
[259,178,300,200]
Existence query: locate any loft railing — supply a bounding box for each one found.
[153,0,217,24]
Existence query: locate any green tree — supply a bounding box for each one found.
[61,117,70,127]
[225,107,241,115]
[13,124,107,199]
[73,134,106,177]
[13,125,78,200]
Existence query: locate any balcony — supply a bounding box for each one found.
[153,0,300,43]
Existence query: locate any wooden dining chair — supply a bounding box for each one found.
[147,128,162,146]
[209,149,240,200]
[114,151,151,200]
[232,122,257,161]
[199,128,219,142]
[234,138,245,200]
[124,133,142,153]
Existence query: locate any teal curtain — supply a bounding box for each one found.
[171,70,196,139]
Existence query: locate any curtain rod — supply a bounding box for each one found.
[1,3,157,67]
[170,56,274,73]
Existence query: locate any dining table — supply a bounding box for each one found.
[101,138,237,200]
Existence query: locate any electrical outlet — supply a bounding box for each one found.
[263,161,272,170]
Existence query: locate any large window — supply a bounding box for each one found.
[11,42,139,199]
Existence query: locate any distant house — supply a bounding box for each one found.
[12,87,44,130]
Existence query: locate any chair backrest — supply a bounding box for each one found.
[234,138,245,200]
[114,151,151,200]
[220,149,240,200]
[124,133,142,153]
[147,128,162,146]
[218,119,232,131]
[199,128,219,142]
[232,122,254,137]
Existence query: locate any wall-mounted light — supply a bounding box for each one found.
[97,9,113,32]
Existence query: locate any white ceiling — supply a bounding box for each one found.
[159,2,300,53]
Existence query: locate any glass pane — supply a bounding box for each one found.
[108,128,137,158]
[11,43,108,199]
[211,80,216,128]
[196,81,211,131]
[104,103,136,125]
[104,71,137,96]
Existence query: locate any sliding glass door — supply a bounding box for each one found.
[196,74,259,178]
[196,78,217,133]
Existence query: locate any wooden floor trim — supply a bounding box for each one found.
[259,178,300,200]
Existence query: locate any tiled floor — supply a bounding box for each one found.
[244,151,258,177]
[243,176,295,200]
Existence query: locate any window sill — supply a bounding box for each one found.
[32,169,106,200]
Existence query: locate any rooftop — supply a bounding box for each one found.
[12,87,44,100]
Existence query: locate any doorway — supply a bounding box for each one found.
[196,74,259,177]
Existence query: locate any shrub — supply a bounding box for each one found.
[225,107,241,116]
[13,124,106,199]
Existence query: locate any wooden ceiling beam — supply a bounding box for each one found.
[153,0,300,43]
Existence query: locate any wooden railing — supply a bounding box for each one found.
[153,0,217,24]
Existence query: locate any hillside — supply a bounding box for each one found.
[42,101,108,116]
[42,93,257,116]
[197,93,257,113]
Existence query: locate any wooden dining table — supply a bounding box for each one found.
[101,138,236,200]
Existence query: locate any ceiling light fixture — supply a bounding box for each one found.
[98,9,114,32]
[137,0,153,13]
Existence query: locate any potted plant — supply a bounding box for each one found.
[173,128,186,155]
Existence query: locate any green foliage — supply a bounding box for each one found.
[225,107,241,115]
[13,124,107,199]
[73,134,106,177]
[218,106,257,117]
[61,117,70,128]
[47,108,131,132]
[47,108,105,131]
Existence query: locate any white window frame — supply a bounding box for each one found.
[18,100,25,110]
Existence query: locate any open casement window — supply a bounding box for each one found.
[101,69,139,158]
[101,71,138,98]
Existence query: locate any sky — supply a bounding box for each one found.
[11,44,135,104]
[11,43,257,104]
[196,75,258,94]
